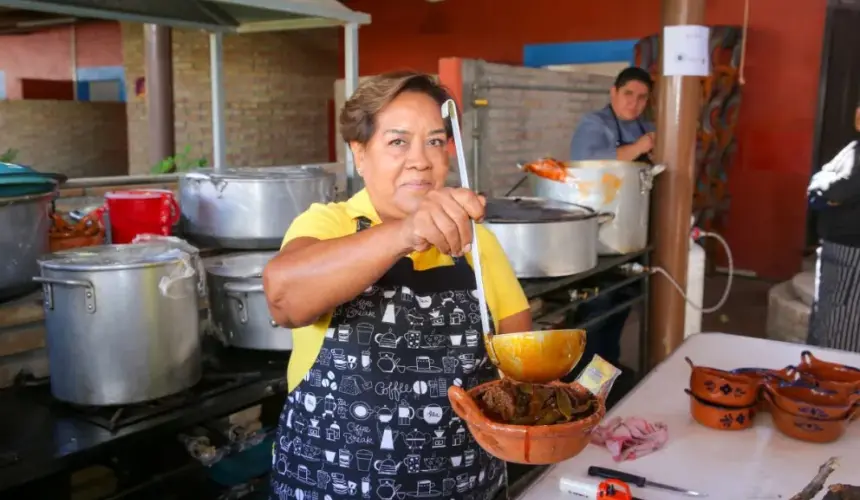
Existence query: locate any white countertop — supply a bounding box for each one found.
[516,333,860,500]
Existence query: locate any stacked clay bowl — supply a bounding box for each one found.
[686,351,860,443]
[449,380,605,465]
[762,351,860,443]
[685,357,760,431]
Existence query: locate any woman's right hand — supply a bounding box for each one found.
[398,188,486,256]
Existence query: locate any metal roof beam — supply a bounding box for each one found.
[235,17,345,32]
[214,0,370,25]
[0,0,235,31]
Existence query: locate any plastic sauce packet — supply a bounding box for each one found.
[575,354,622,400]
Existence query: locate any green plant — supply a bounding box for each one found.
[0,148,19,163]
[151,145,208,174]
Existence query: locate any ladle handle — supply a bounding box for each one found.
[442,99,491,337]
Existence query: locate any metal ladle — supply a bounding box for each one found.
[441,99,586,383]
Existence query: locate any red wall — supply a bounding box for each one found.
[346,0,826,280]
[0,21,121,99]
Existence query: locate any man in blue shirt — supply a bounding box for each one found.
[570,67,656,164]
[564,67,656,385]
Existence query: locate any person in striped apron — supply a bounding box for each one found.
[806,97,860,352]
[262,72,533,500]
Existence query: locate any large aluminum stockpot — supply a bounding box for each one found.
[179,166,337,250]
[34,243,202,406]
[529,160,664,255]
[205,251,293,351]
[483,197,612,279]
[1,191,55,301]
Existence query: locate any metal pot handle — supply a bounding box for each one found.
[223,281,264,294]
[222,281,274,326]
[639,164,667,194]
[596,212,615,225]
[32,276,96,313]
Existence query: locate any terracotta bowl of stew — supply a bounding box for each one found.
[685,389,756,431]
[448,380,605,465]
[686,357,760,407]
[763,390,858,443]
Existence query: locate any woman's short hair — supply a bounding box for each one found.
[340,71,454,145]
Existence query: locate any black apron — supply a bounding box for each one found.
[610,106,654,165]
[807,240,860,352]
[270,217,506,500]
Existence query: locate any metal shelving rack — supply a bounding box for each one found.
[518,247,652,378]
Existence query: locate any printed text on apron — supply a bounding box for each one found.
[270,217,506,500]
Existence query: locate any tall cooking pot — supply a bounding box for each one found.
[483,197,612,279]
[205,252,292,351]
[528,161,665,255]
[34,243,202,406]
[1,191,55,301]
[179,166,336,250]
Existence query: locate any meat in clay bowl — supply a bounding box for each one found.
[448,379,605,465]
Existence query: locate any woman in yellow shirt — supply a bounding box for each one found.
[263,71,531,500]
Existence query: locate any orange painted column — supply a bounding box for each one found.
[649,0,706,367]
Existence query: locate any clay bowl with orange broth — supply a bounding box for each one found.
[448,380,605,465]
[485,329,586,383]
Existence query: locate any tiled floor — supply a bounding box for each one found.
[619,274,776,370]
[701,275,774,338]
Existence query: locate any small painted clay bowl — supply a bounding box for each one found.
[797,351,860,395]
[762,381,859,420]
[686,357,759,407]
[763,390,858,443]
[685,389,756,431]
[731,365,808,385]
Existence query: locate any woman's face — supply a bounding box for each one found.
[350,91,450,220]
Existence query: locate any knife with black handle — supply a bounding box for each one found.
[587,466,708,497]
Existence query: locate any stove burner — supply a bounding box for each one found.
[63,373,262,432]
[17,344,290,433]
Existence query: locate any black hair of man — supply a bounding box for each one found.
[614,66,654,92]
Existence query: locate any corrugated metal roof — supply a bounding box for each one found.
[0,0,369,32]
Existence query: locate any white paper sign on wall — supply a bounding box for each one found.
[662,25,711,77]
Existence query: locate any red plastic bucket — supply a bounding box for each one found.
[102,189,179,244]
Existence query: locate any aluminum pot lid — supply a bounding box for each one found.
[38,243,191,271]
[130,235,201,256]
[484,197,595,223]
[185,165,331,182]
[565,160,651,169]
[206,251,277,279]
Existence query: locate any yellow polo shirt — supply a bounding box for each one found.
[282,189,529,391]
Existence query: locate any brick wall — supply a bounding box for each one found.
[122,24,338,174]
[451,60,614,196]
[0,100,128,177]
